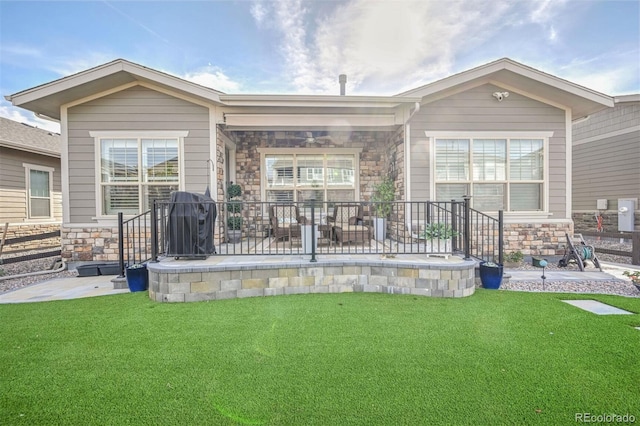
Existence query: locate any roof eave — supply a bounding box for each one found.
[7,59,226,119]
[0,140,61,158]
[398,58,614,113]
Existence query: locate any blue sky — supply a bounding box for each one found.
[1,0,639,132]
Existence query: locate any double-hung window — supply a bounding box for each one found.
[92,132,186,216]
[23,163,54,219]
[433,136,546,212]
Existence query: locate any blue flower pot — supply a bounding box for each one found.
[126,265,148,292]
[479,262,503,289]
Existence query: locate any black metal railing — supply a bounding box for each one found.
[126,198,504,263]
[117,210,157,277]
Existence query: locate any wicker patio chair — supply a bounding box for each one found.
[269,204,307,241]
[328,204,370,246]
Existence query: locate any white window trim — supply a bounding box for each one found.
[92,131,187,219]
[23,163,54,220]
[427,132,551,215]
[257,148,362,202]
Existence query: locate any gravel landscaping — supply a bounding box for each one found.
[1,237,638,297]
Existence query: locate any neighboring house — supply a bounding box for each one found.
[572,94,640,232]
[5,57,614,262]
[0,117,62,243]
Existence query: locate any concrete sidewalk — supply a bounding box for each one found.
[0,261,636,304]
[0,275,129,304]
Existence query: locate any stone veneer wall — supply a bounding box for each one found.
[218,130,402,202]
[503,222,574,256]
[147,259,476,302]
[61,226,120,263]
[573,211,640,232]
[2,223,61,252]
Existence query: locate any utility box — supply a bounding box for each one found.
[596,199,608,210]
[617,198,636,232]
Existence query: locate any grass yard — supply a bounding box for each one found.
[1,290,639,425]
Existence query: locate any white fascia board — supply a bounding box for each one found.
[501,61,613,107]
[9,59,224,107]
[8,61,127,106]
[0,141,60,158]
[219,94,421,108]
[120,62,223,104]
[397,58,613,108]
[224,113,397,128]
[614,94,640,103]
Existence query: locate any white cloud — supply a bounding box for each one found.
[182,66,242,93]
[250,1,268,27]
[0,102,61,134]
[252,0,553,95]
[560,56,640,95]
[47,52,117,76]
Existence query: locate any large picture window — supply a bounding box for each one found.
[94,133,184,215]
[263,151,358,204]
[434,137,545,212]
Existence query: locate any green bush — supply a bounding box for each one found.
[372,177,395,218]
[419,223,459,240]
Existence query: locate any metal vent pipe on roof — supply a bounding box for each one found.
[339,74,347,96]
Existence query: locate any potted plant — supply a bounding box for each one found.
[420,223,459,253]
[479,261,504,289]
[125,263,148,292]
[226,182,243,244]
[623,270,640,291]
[503,250,524,268]
[371,177,395,241]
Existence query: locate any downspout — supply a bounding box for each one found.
[404,102,421,228]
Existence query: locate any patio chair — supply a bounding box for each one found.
[269,204,307,241]
[328,204,370,246]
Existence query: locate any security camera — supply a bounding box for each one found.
[492,91,509,102]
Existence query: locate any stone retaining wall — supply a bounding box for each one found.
[147,259,476,302]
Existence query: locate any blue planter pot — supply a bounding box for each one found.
[479,262,503,289]
[126,265,148,292]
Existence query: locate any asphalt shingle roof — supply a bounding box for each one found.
[0,117,60,157]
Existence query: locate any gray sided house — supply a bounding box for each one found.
[572,94,640,232]
[6,58,613,262]
[0,117,62,242]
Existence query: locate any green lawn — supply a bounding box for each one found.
[1,290,639,425]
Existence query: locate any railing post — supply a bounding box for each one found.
[451,200,458,253]
[463,195,471,260]
[310,199,317,262]
[498,210,504,265]
[150,200,158,263]
[117,212,125,278]
[633,231,640,266]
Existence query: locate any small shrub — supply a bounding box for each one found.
[420,223,459,240]
[504,250,524,263]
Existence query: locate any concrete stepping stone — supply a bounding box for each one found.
[562,300,633,315]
